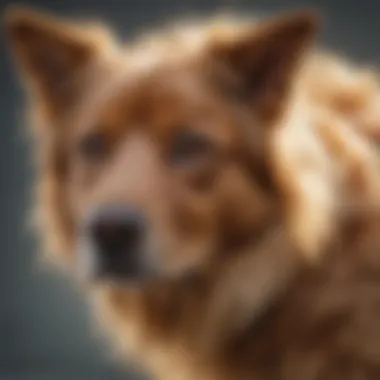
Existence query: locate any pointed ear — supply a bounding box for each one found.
[209,11,319,122]
[4,7,115,115]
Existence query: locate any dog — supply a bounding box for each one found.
[6,6,380,380]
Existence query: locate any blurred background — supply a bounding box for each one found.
[1,0,380,379]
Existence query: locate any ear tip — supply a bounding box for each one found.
[4,5,37,25]
[4,6,35,36]
[285,10,322,34]
[3,5,52,37]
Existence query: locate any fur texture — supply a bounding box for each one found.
[5,7,380,380]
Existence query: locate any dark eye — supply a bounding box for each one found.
[170,129,213,166]
[78,131,109,161]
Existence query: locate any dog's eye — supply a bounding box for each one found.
[78,131,109,161]
[170,129,213,166]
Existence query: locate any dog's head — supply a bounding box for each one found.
[5,7,319,286]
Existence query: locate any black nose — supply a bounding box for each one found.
[86,204,146,256]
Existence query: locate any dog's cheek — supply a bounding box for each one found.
[215,165,276,246]
[172,157,221,194]
[169,178,218,244]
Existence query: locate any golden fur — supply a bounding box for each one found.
[5,6,380,380]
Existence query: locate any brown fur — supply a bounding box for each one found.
[5,6,380,380]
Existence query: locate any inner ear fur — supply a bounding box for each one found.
[208,11,320,123]
[4,6,116,116]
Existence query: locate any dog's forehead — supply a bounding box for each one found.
[76,57,232,138]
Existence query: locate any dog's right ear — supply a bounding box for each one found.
[4,7,115,117]
[207,11,319,124]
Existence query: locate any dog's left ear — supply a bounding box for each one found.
[4,7,116,118]
[209,11,319,123]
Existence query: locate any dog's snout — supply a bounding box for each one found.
[86,204,146,255]
[78,204,156,283]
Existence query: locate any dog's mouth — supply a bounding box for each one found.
[76,231,215,291]
[76,201,280,288]
[76,231,162,286]
[75,204,165,286]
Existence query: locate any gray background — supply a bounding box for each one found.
[1,0,380,379]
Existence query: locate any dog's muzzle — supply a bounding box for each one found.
[77,203,156,284]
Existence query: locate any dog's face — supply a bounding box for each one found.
[5,8,317,286]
